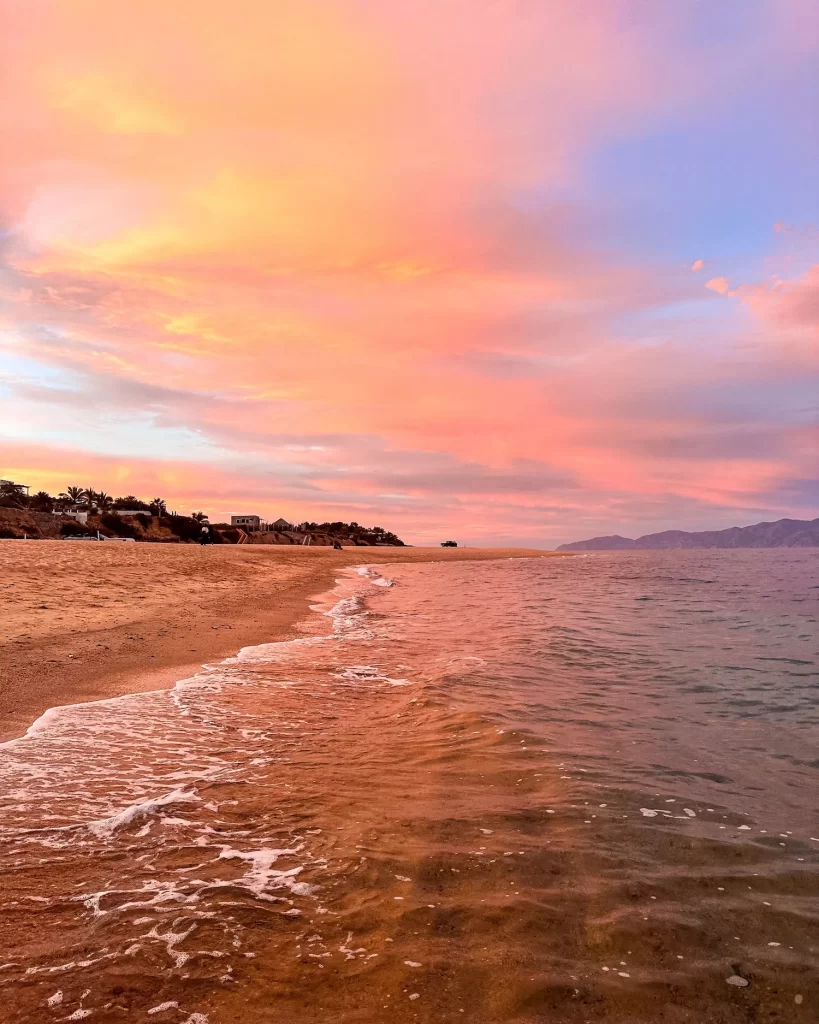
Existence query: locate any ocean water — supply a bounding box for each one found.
[1,551,817,1023]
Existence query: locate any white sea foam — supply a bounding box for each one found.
[355,565,396,587]
[1,689,167,750]
[217,847,313,899]
[87,789,200,839]
[334,665,410,686]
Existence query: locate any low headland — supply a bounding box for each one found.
[0,480,408,545]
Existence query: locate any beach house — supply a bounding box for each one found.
[0,478,29,495]
[271,517,293,531]
[230,514,262,531]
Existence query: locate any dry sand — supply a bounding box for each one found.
[0,541,559,742]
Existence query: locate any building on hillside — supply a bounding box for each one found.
[58,511,88,525]
[270,517,293,531]
[1,478,29,495]
[231,514,261,531]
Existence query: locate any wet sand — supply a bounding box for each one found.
[0,542,555,742]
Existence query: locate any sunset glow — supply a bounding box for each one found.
[2,0,817,544]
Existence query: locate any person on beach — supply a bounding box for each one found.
[200,524,210,546]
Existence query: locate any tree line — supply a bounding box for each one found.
[0,483,403,544]
[0,483,183,517]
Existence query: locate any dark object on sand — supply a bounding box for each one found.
[332,540,343,550]
[441,540,458,547]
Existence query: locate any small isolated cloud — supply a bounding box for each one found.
[691,259,704,272]
[706,276,731,295]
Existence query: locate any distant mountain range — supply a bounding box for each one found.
[557,517,819,551]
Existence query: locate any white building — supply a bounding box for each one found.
[231,515,262,531]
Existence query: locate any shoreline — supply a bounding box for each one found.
[0,544,563,743]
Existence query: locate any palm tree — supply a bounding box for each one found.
[149,497,167,516]
[30,490,54,512]
[83,488,98,510]
[95,491,114,511]
[65,486,85,508]
[191,511,208,522]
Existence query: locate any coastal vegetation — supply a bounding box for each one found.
[0,483,404,546]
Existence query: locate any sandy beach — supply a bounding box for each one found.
[0,542,555,742]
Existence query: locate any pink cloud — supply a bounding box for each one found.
[2,1,818,542]
[735,263,819,367]
[705,276,732,295]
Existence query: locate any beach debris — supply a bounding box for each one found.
[795,995,803,1004]
[409,993,420,1000]
[46,992,63,1007]
[479,828,493,835]
[148,1004,179,1015]
[726,975,749,987]
[737,825,751,831]
[768,942,780,947]
[640,808,658,817]
[395,875,411,882]
[683,808,696,817]
[404,961,422,968]
[618,972,630,978]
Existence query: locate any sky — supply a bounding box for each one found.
[1,0,817,547]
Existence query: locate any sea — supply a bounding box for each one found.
[1,550,817,1023]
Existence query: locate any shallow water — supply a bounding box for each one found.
[1,551,817,1022]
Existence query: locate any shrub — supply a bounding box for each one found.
[60,520,88,537]
[100,513,138,539]
[163,515,201,542]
